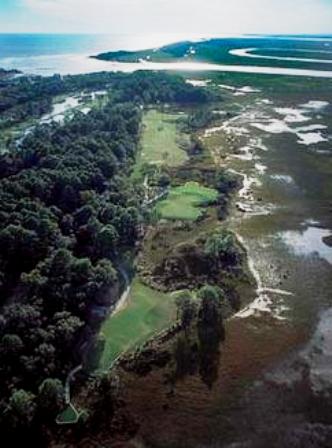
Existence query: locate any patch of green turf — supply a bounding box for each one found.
[56,403,79,424]
[137,109,189,171]
[97,280,176,370]
[155,181,218,221]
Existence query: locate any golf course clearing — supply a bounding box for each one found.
[139,109,190,169]
[56,403,81,425]
[155,181,219,221]
[96,280,176,371]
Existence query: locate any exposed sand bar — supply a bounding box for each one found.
[6,52,332,78]
[101,59,332,78]
[230,47,332,64]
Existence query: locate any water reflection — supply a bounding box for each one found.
[3,53,332,78]
[279,226,332,265]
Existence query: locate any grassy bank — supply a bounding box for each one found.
[96,280,176,370]
[91,108,191,372]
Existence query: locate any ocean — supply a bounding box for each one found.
[0,33,205,76]
[1,33,332,78]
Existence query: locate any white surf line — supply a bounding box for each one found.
[230,48,332,65]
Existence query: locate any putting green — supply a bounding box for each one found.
[156,181,218,221]
[56,403,80,425]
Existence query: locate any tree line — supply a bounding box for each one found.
[0,70,213,131]
[0,69,212,442]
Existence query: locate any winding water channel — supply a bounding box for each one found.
[200,83,332,445]
[229,47,332,64]
[107,79,332,447]
[3,53,332,78]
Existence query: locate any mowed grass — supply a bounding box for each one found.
[156,181,219,221]
[138,109,189,169]
[97,280,176,370]
[56,403,80,425]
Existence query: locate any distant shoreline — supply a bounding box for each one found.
[91,37,332,79]
[2,35,332,78]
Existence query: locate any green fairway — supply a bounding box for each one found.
[56,403,80,425]
[155,181,219,221]
[138,109,189,169]
[97,280,176,370]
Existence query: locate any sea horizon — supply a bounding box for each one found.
[1,32,332,77]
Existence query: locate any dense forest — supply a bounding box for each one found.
[0,69,212,441]
[0,70,212,131]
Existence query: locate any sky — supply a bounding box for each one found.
[0,0,331,35]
